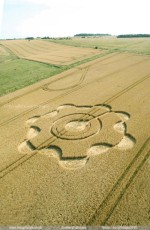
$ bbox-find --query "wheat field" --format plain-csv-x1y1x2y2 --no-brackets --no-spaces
0,49,150,225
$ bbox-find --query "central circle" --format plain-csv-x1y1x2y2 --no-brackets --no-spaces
65,121,89,132
51,113,101,140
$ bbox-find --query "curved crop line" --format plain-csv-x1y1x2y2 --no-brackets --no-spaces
0,52,118,107
42,67,89,91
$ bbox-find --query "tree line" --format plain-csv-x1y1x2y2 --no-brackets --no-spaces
74,33,111,37
117,34,150,38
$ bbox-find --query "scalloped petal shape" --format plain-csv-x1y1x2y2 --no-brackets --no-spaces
42,110,58,118
42,146,62,159
18,140,35,153
87,144,111,156
116,135,135,150
57,104,75,110
60,158,88,170
26,116,40,125
95,104,111,111
27,126,40,139
116,112,130,121
113,122,126,134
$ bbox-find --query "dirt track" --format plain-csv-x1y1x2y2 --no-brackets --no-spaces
0,52,150,225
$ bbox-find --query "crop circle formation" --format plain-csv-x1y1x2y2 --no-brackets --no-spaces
18,104,136,170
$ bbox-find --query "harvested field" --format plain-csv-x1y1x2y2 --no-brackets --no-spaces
0,39,102,65
0,52,150,225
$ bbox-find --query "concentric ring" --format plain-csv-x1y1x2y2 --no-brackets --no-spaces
51,113,102,140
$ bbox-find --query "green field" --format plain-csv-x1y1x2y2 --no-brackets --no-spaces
47,37,150,55
0,45,63,96
0,43,109,96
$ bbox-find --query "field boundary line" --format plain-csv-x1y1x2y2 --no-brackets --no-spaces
0,44,19,60
87,137,150,225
